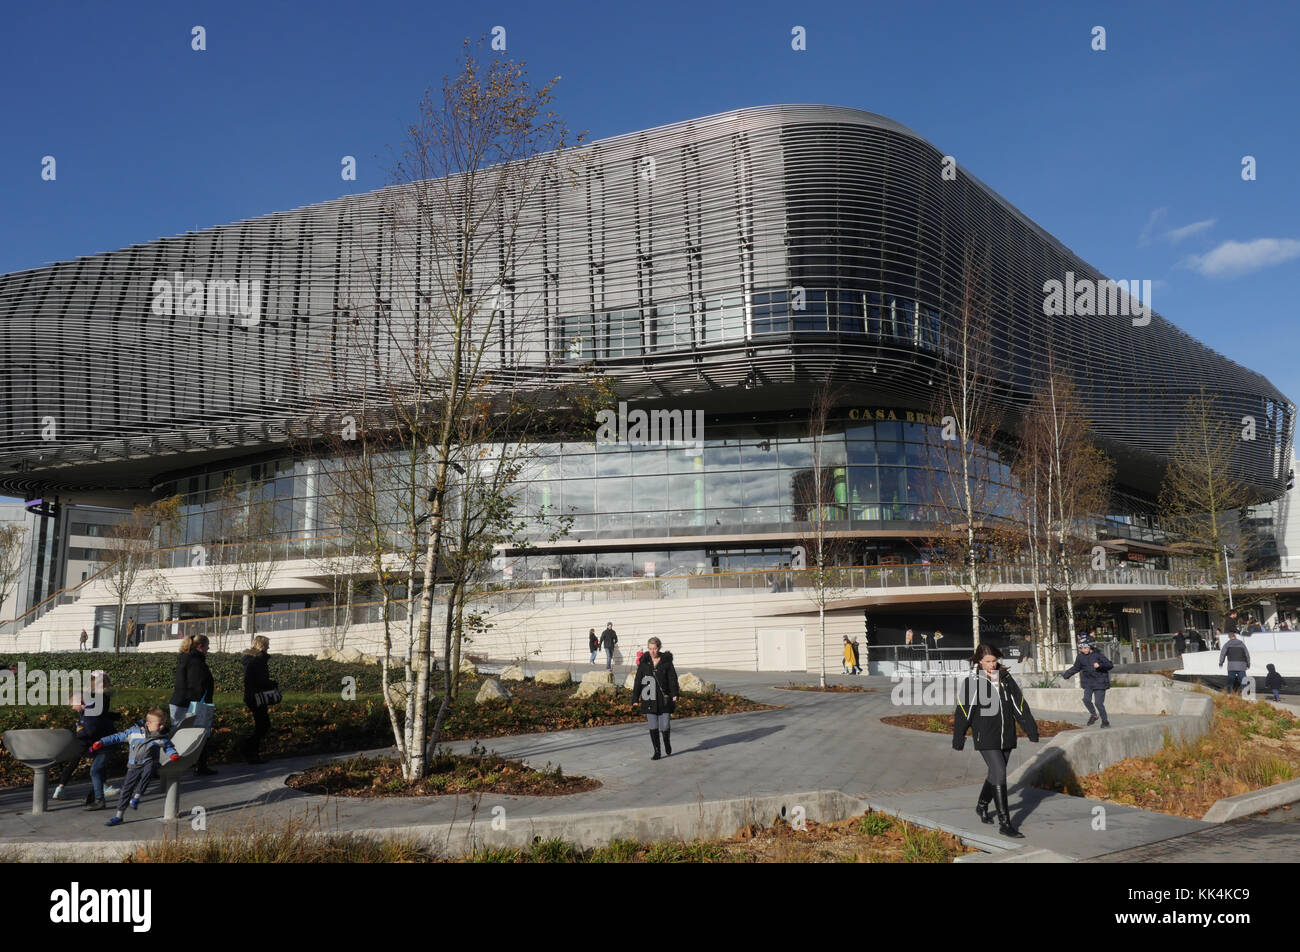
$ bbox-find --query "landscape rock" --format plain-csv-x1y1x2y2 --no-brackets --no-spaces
679,672,716,695
499,665,527,682
572,680,618,699
623,672,637,690
535,668,572,686
339,647,363,663
580,670,615,686
459,656,478,675
475,678,512,704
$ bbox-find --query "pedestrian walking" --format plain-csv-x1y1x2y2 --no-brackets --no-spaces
241,635,278,764
1218,628,1251,695
1265,664,1284,701
1061,639,1114,727
850,637,862,675
169,634,216,775
1019,633,1035,673
632,637,679,760
952,643,1039,838
842,636,854,674
588,628,600,665
92,708,179,826
79,629,89,650
1173,631,1186,655
600,621,618,671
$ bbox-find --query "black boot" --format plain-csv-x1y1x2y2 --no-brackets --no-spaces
662,729,672,756
649,729,662,760
993,784,1024,838
975,781,995,824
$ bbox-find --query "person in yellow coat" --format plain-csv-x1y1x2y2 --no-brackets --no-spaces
842,636,855,674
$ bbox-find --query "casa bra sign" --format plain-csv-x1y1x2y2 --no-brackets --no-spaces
847,408,942,426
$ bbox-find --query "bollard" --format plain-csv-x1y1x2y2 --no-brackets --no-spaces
163,773,182,821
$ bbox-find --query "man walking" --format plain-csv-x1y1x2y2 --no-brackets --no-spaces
600,621,618,670
1218,627,1251,695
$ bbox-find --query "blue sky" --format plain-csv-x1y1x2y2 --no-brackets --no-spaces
2,0,1297,411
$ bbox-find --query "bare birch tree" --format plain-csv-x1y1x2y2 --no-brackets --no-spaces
100,497,182,653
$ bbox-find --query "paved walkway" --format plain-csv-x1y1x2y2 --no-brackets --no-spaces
0,666,1277,860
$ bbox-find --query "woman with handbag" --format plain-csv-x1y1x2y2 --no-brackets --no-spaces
169,634,217,776
241,635,278,764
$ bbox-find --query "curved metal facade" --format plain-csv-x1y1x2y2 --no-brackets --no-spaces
0,104,1292,502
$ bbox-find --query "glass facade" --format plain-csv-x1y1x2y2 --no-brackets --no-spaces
154,414,1019,552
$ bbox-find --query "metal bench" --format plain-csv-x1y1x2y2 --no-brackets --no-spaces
2,729,84,815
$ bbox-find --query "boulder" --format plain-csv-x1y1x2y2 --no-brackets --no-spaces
319,647,342,662
679,672,716,695
459,656,478,676
580,670,615,686
360,654,379,665
385,680,411,706
339,647,364,663
475,678,512,704
499,665,527,682
535,668,572,686
572,680,617,699
623,672,637,690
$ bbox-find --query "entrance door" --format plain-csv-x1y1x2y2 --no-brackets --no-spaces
756,627,807,671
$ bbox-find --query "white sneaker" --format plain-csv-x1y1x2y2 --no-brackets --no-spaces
103,784,120,796
52,785,65,800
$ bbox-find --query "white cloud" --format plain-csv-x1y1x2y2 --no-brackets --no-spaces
1181,238,1300,278
1139,207,1216,246
1163,219,1216,244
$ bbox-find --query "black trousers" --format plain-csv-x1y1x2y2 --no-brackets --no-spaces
246,704,271,755
980,747,1014,785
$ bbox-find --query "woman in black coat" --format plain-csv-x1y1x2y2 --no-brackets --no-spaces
241,635,276,764
169,634,217,775
631,637,679,760
953,643,1039,838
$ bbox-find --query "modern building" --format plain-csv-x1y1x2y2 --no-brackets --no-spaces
1,105,1294,664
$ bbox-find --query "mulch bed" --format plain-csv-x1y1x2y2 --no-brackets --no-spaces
880,713,1081,738
286,746,600,797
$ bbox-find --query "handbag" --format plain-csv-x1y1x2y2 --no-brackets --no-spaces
187,699,216,730
253,686,282,707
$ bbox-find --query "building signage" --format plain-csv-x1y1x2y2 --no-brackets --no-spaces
1121,607,1143,614
847,408,942,425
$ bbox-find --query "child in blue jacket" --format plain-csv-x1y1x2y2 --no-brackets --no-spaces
91,707,179,826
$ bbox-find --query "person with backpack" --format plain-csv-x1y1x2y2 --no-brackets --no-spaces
1061,638,1115,727
241,635,279,764
953,643,1039,838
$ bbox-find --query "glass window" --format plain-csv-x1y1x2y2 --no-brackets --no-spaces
595,445,632,477
704,442,740,471
740,440,778,468
632,475,667,513
877,441,905,467
742,470,780,508
847,441,877,465
667,447,704,474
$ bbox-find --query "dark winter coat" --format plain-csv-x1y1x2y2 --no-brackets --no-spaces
588,632,600,652
241,651,275,708
74,693,118,751
169,650,214,707
1265,669,1284,690
600,627,618,651
1062,650,1114,690
953,669,1038,752
634,650,679,715
1219,637,1251,672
